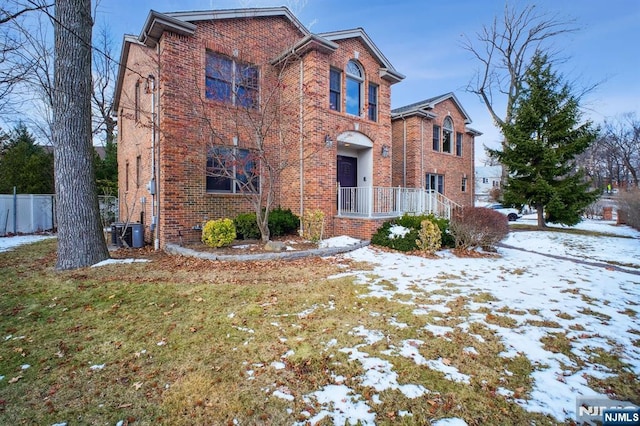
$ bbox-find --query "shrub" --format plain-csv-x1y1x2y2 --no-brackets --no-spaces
449,207,509,251
371,221,418,251
202,218,236,248
416,219,441,255
426,214,454,248
584,199,606,219
617,189,640,230
302,209,325,242
268,207,299,237
234,212,260,240
371,214,450,252
233,208,300,240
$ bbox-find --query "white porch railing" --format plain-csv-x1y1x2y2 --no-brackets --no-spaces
337,185,460,219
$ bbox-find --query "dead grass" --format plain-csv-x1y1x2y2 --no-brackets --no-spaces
0,239,622,425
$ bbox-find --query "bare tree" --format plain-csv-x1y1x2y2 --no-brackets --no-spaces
0,1,52,117
52,0,109,269
199,48,309,242
463,3,577,131
599,113,640,188
91,22,116,144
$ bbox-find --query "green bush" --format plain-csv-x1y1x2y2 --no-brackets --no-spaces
202,218,236,248
371,214,452,252
268,207,299,237
234,212,260,240
416,219,442,254
233,208,300,240
449,207,508,251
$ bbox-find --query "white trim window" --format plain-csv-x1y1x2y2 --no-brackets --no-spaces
442,117,453,154
329,68,341,111
205,51,258,108
345,60,363,116
206,146,259,194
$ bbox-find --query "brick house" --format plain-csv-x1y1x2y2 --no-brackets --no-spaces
391,93,482,209
114,7,480,249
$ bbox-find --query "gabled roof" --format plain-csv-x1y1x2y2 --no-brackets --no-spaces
392,92,473,122
391,92,482,135
114,7,405,112
140,7,308,47
319,28,405,84
113,34,145,112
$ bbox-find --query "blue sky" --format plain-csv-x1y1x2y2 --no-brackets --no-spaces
98,0,640,162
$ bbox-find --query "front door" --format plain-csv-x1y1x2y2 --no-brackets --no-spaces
337,155,357,187
337,155,358,213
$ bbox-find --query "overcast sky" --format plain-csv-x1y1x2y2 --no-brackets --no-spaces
98,0,640,162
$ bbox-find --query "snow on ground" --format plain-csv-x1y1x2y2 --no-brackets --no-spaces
3,220,640,424
0,234,54,252
319,235,361,248
0,235,148,267
293,219,640,424
91,258,150,267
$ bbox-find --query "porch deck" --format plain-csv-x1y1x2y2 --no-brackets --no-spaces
337,186,459,219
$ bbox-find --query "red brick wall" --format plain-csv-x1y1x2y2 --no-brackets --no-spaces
154,17,308,246
391,98,475,207
117,44,158,245
278,37,395,238
118,12,403,247
334,216,389,240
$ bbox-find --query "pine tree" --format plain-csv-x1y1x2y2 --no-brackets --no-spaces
490,52,599,228
0,123,54,194
94,138,118,196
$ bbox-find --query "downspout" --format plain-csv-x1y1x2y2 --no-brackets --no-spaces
420,118,424,189
153,44,161,250
298,60,304,231
470,132,475,205
148,74,158,250
400,114,407,187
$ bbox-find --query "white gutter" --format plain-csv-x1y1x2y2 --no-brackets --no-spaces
298,60,304,233
148,74,159,250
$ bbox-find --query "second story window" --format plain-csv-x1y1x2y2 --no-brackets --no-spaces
205,51,258,108
456,132,463,157
345,60,363,116
367,83,378,121
329,68,341,111
443,117,453,154
432,125,440,151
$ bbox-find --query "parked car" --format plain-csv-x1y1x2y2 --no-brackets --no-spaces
487,204,521,221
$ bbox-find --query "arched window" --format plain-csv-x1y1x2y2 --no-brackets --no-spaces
345,60,363,116
442,117,453,153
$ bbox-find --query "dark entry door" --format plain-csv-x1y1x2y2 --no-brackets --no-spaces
337,155,357,187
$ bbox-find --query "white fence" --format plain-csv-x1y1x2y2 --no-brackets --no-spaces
0,194,55,236
337,186,460,219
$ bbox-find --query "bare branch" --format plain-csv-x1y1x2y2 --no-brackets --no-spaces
462,3,578,131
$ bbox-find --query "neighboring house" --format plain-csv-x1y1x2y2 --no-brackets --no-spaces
114,7,481,248
390,93,481,209
474,165,503,204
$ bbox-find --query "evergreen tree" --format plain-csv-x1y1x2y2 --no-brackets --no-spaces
94,138,117,196
0,123,54,193
490,53,599,228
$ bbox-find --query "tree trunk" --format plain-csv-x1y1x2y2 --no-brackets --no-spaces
52,0,109,270
536,203,547,229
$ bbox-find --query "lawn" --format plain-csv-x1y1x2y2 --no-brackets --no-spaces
0,222,638,425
